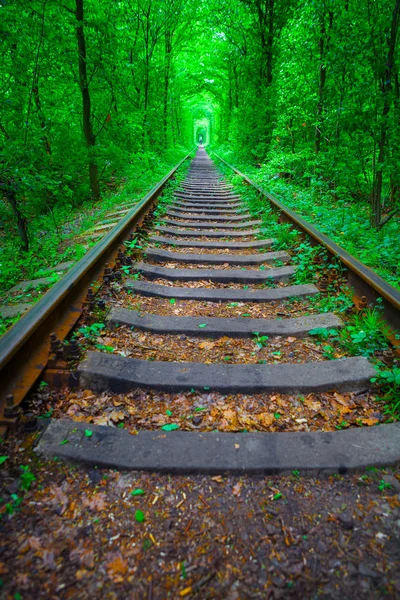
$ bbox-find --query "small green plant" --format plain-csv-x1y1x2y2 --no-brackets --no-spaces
378,479,392,491
371,366,400,419
253,332,269,348
77,322,105,342
322,344,336,359
124,238,142,253
308,327,340,341
308,289,353,314
339,308,390,358
262,276,275,288
19,465,36,491
95,343,114,353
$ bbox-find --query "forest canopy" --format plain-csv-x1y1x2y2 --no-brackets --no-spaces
1,0,400,253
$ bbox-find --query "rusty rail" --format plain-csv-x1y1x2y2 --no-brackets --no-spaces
213,152,400,347
0,150,194,426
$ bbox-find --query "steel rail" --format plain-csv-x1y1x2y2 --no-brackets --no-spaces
213,152,400,345
0,150,194,425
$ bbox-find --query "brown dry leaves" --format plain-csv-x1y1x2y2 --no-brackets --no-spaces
85,327,325,366
42,387,383,434
121,291,313,319
106,554,128,583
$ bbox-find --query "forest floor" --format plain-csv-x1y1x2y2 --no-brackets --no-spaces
0,425,400,599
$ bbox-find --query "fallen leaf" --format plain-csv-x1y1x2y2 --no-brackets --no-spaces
106,554,128,582
161,423,180,431
84,493,107,512
135,510,145,523
131,489,145,497
232,482,242,497
361,418,379,426
198,341,215,350
258,412,274,428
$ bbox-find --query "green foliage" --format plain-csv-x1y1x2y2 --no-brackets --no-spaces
339,309,390,358
78,323,105,341
372,367,400,420
19,465,36,491
252,332,269,348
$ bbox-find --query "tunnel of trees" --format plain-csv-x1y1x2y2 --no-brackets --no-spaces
0,0,399,274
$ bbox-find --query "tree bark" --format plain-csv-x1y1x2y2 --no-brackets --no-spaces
75,0,100,199
315,11,333,154
33,74,51,156
163,30,172,148
1,183,29,251
371,0,400,227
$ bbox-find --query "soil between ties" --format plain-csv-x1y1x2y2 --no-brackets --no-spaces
34,146,394,472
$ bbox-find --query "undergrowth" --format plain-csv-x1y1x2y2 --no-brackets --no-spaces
0,147,190,298
213,150,399,290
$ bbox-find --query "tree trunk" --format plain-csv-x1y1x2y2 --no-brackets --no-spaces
371,0,400,227
33,74,51,156
75,0,100,199
266,0,274,85
2,184,29,251
315,14,326,154
163,30,172,148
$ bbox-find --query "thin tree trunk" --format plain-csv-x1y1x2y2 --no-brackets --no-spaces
163,31,172,148
371,0,400,227
315,15,326,153
75,0,100,199
4,186,29,251
266,0,274,85
33,75,51,155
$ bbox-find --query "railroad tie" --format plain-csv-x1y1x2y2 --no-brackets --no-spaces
78,146,375,397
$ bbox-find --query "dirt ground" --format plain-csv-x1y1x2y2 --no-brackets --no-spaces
0,427,399,600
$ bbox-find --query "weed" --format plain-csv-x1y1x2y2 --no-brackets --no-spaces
371,366,400,419
77,322,105,342
339,308,389,358
19,465,36,491
378,479,392,491
322,344,336,360
253,332,269,348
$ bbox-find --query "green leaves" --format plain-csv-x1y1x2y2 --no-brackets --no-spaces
161,423,180,431
84,429,93,437
0,456,8,466
131,489,145,497
135,510,145,523
198,323,207,328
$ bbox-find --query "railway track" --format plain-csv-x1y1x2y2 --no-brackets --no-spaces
2,147,400,472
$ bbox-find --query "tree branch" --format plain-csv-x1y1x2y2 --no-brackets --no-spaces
379,207,400,228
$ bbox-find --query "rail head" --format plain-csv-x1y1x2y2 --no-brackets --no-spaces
0,149,195,418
